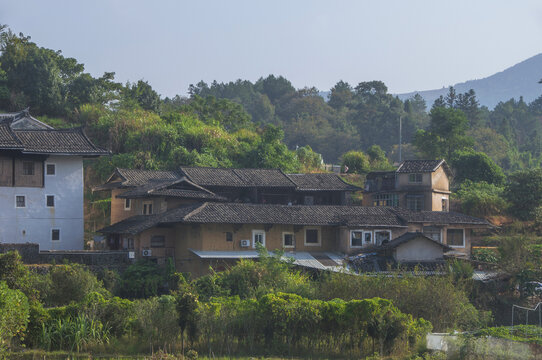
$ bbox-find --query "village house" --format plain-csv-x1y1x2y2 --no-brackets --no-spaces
0,109,108,250
97,166,489,277
362,159,452,212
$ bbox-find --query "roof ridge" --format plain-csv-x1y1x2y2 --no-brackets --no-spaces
182,202,209,221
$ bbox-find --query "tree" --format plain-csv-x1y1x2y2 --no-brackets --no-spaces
414,107,473,159
180,95,252,132
122,80,161,112
255,75,295,104
0,281,29,352
341,150,370,174
328,80,353,109
450,149,505,185
505,168,542,220
366,145,393,171
175,291,199,354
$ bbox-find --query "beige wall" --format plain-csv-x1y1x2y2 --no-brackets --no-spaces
397,172,431,188
431,193,449,212
394,237,444,262
431,167,450,191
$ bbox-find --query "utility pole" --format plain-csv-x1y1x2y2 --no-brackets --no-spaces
399,115,402,163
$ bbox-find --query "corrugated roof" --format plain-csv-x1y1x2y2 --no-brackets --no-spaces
286,173,361,191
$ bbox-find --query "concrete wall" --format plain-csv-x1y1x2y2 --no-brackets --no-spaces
431,166,450,192
396,172,431,188
394,237,444,262
0,156,84,250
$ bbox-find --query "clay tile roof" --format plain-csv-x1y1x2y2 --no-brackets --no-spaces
179,166,295,187
380,232,452,251
115,168,181,187
391,208,490,225
13,128,109,155
160,203,407,227
0,124,23,149
396,159,449,174
286,173,361,191
116,178,227,201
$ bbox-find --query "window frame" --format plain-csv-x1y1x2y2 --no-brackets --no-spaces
408,173,423,183
15,195,26,208
350,230,364,248
142,201,153,215
225,232,233,242
406,195,424,211
46,194,55,208
423,226,442,243
282,231,295,248
22,161,34,176
124,198,131,211
304,227,321,246
51,228,60,241
442,197,449,212
374,229,392,245
45,163,56,176
252,229,266,248
150,235,166,248
363,230,373,245
447,228,465,248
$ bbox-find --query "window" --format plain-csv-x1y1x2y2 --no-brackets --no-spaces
408,173,423,183
226,232,233,242
142,201,153,215
363,231,373,244
423,226,442,242
283,232,294,248
124,198,131,210
16,195,25,208
252,230,265,248
374,230,391,245
125,238,134,250
447,229,465,247
305,228,321,246
351,230,363,247
51,229,60,241
150,235,165,248
442,198,448,212
373,193,398,207
46,164,56,175
46,195,55,207
23,161,34,175
406,195,424,211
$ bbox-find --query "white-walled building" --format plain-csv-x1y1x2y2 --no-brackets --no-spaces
0,110,108,250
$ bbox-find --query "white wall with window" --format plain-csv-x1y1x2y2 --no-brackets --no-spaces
0,156,84,250
252,230,265,248
282,232,294,248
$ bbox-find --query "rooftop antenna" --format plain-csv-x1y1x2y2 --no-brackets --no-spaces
399,115,402,163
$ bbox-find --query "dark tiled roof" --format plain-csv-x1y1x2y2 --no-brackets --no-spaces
0,124,23,149
179,166,295,188
286,173,361,191
99,203,202,234
99,202,491,235
117,179,226,201
115,168,181,187
381,232,452,251
0,109,53,129
12,128,109,155
392,208,489,225
396,159,447,173
161,203,407,227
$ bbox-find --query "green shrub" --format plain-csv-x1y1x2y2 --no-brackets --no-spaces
455,180,508,216
118,260,172,299
0,281,29,352
46,264,106,306
132,295,179,348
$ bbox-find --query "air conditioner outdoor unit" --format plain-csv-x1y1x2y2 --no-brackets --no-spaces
142,249,152,257
240,239,250,248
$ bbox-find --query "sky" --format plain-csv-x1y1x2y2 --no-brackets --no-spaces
1,0,542,98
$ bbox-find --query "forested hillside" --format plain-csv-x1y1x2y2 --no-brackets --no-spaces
1,24,542,176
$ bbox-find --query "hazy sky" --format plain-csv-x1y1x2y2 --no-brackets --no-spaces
1,1,541,97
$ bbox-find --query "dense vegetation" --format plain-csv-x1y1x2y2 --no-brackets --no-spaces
1,250,494,358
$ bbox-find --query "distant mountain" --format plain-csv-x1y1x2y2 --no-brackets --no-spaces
396,53,542,109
